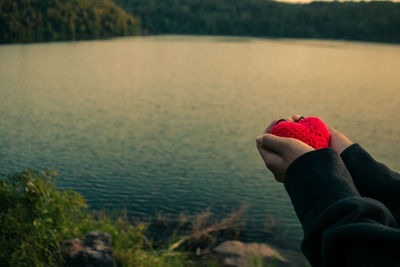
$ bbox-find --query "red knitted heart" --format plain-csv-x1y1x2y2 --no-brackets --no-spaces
270,117,330,149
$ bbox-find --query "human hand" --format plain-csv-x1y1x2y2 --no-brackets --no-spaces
257,115,314,182
263,114,304,133
327,126,353,155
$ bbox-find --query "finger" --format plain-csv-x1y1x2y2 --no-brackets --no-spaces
257,146,282,171
256,134,264,147
327,126,339,135
264,118,280,133
257,146,285,182
257,134,287,155
327,126,352,142
286,117,293,122
291,114,301,122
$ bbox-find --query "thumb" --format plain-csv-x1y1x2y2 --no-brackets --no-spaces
256,134,287,155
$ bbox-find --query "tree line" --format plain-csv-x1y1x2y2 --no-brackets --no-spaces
0,0,140,43
115,0,400,43
1,0,400,44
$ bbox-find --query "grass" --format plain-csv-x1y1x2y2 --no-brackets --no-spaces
0,170,228,266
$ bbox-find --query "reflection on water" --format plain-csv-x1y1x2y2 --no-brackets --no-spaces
0,36,399,249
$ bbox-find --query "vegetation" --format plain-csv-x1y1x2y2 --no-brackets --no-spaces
1,170,246,266
115,0,400,43
1,0,399,44
0,170,190,266
0,0,140,43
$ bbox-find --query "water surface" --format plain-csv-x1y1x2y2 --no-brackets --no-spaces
1,35,399,249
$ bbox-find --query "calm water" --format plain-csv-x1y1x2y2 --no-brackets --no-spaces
1,36,400,249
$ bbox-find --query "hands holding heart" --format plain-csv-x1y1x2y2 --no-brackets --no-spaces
256,114,353,182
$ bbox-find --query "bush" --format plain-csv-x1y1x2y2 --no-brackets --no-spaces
1,170,82,265
0,170,146,266
0,170,224,266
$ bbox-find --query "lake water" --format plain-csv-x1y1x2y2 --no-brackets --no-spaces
1,35,399,249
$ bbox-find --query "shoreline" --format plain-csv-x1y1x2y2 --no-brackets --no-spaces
2,34,400,47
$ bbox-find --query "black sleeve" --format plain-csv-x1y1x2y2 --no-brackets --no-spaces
340,144,400,222
284,148,400,267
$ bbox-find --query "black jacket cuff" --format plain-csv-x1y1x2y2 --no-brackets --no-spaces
284,148,360,232
340,143,400,222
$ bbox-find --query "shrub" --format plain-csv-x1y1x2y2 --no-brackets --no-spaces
0,170,145,266
0,169,220,266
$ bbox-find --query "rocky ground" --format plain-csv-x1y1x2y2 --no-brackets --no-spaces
62,231,309,267
62,231,114,267
213,240,308,267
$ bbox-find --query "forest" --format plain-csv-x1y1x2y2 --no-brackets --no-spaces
115,0,400,43
1,0,400,44
0,0,140,43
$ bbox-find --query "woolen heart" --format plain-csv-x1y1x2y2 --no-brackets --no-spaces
270,117,330,149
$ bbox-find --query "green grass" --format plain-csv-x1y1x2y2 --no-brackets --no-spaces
0,169,219,267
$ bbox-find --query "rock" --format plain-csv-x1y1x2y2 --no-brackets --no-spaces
62,231,114,267
214,240,285,260
83,231,111,248
62,238,82,259
213,240,296,267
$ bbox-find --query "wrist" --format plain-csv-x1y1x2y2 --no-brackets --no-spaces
337,140,353,154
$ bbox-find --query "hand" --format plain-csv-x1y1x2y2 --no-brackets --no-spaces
266,115,353,155
327,126,353,155
263,114,303,133
257,115,314,182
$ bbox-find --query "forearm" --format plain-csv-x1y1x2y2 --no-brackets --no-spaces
284,149,360,231
341,144,400,222
284,149,400,266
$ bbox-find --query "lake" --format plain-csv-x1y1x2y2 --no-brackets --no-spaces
1,35,399,249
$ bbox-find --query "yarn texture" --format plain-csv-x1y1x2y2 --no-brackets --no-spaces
270,117,330,149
